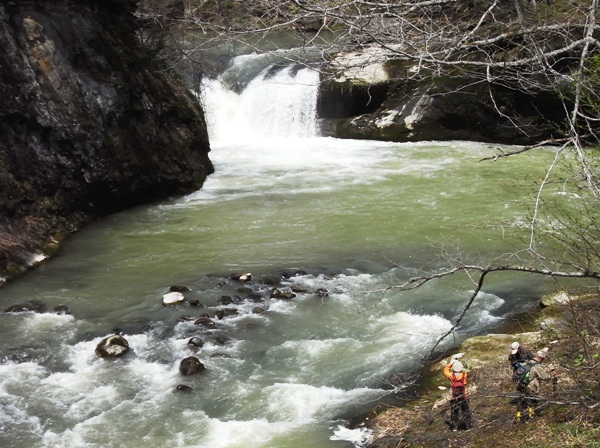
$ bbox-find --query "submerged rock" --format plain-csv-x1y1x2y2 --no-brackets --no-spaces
173,384,193,393
52,305,72,315
187,337,204,351
194,317,216,328
3,301,44,313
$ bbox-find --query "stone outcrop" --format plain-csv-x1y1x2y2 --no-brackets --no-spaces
0,0,214,285
318,56,564,145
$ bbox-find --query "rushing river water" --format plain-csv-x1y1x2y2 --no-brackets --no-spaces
0,55,565,447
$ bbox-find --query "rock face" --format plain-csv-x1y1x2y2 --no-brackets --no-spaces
318,57,564,145
0,0,213,284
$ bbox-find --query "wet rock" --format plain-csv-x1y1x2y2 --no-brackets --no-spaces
3,301,44,313
52,305,71,315
179,356,206,375
177,315,196,322
217,295,234,305
290,285,310,294
169,285,191,292
163,291,185,305
215,281,227,288
315,288,329,298
194,317,216,328
232,272,252,282
216,309,239,320
245,293,264,303
188,300,203,307
212,336,229,345
261,274,281,286
95,335,129,358
173,384,193,393
187,337,204,351
270,288,296,300
279,269,308,278
252,306,266,314
0,352,32,364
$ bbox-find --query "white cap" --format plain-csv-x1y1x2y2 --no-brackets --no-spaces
451,361,464,372
510,342,520,355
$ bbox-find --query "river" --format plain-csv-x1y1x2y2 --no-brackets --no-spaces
0,54,563,447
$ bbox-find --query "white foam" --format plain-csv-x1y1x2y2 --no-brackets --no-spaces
18,312,77,340
278,338,360,360
0,362,47,439
200,417,291,448
263,382,383,422
331,425,373,447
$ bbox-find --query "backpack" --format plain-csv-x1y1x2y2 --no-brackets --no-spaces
513,362,533,387
450,372,466,398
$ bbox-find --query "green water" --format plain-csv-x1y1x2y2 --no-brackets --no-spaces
0,135,567,448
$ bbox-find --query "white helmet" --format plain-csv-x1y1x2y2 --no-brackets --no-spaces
452,361,464,372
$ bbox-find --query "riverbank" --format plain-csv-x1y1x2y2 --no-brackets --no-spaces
364,291,600,448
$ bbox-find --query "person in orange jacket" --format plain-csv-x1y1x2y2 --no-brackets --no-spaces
443,356,473,431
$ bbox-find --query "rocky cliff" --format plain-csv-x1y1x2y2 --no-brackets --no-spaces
0,0,213,285
318,56,565,145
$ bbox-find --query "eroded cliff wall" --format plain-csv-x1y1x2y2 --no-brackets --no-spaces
0,0,213,284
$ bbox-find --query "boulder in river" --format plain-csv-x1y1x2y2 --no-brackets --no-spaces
179,356,206,375
163,291,185,305
194,317,216,328
270,288,296,300
232,273,252,282
95,335,129,358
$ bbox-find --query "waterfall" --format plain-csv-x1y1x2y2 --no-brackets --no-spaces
199,57,320,144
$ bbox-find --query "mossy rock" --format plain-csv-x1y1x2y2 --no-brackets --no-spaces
457,332,542,370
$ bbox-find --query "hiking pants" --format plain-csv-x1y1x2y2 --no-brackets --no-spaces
450,396,472,429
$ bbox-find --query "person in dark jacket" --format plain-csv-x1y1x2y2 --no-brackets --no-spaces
508,341,534,372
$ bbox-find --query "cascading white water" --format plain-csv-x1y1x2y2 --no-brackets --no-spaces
200,58,319,144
